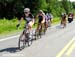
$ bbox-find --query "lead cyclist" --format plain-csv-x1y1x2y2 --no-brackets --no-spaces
17,8,34,34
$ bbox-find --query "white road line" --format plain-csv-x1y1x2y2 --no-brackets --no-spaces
0,24,58,42
0,35,20,42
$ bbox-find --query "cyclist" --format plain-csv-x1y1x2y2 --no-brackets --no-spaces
49,13,53,23
68,12,74,23
45,13,53,27
61,13,67,28
35,10,45,33
17,8,34,34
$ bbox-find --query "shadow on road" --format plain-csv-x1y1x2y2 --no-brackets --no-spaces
56,25,63,29
0,47,21,53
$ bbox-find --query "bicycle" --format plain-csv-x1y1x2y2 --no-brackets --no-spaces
18,24,33,50
35,25,42,40
35,23,46,40
61,19,66,28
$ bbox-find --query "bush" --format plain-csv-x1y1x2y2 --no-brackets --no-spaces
0,18,25,34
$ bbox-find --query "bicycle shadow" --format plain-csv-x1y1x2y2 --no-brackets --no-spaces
0,47,20,53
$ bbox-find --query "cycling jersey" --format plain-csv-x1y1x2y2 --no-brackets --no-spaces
22,13,34,23
62,15,66,20
46,13,51,20
38,15,43,23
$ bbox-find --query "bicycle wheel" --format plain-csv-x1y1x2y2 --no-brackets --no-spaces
18,33,26,50
39,26,42,38
49,22,51,27
27,38,32,46
43,27,46,35
25,32,33,46
35,31,40,40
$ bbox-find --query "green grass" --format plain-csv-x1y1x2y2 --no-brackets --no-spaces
0,18,25,35
0,17,60,36
52,17,60,25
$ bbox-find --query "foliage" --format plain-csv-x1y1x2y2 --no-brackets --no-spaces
0,0,75,18
0,17,60,35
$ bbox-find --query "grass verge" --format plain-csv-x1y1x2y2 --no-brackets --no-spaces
0,17,60,36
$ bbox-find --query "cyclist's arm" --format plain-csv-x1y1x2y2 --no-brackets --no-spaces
18,17,23,24
32,18,34,23
28,14,35,27
17,17,24,28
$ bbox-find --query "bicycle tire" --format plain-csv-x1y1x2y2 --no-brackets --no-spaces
18,33,26,50
27,38,32,46
39,25,42,38
35,31,40,40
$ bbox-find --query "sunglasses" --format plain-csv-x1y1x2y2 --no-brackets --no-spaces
24,12,28,14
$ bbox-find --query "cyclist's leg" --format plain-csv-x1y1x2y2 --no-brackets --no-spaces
28,25,31,33
19,30,26,41
26,21,33,33
49,19,51,27
61,19,63,26
64,20,66,27
62,19,66,28
63,23,66,28
44,19,48,30
36,23,41,32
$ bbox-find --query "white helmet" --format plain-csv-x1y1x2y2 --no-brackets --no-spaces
39,10,45,16
24,8,30,12
39,10,43,13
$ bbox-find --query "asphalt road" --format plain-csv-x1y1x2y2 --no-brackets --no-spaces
0,21,75,57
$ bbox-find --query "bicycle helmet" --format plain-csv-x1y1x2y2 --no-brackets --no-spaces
24,8,30,12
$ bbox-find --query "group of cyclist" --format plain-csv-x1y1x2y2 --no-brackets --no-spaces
17,8,74,35
16,8,75,48
60,12,74,28
17,8,53,35
68,12,74,23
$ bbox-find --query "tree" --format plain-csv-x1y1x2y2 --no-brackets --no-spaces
61,0,71,14
0,0,75,19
